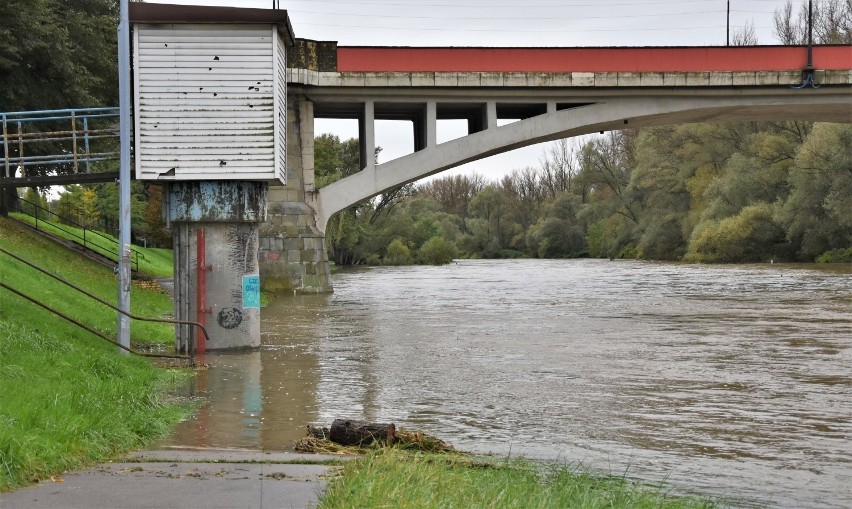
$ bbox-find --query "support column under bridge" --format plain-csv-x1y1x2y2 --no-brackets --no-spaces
259,94,332,294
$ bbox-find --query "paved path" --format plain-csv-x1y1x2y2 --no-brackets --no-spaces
0,449,350,509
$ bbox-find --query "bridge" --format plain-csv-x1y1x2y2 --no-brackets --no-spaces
283,44,852,231
265,41,851,294
3,3,850,350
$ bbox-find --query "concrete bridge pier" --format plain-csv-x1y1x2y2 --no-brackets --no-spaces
168,182,266,352
259,94,333,294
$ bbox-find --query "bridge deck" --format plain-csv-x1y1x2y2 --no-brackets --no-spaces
336,45,852,73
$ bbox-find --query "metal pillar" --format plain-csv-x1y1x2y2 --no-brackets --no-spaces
117,0,132,353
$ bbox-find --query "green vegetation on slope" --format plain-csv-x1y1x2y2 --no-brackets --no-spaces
0,217,192,491
10,212,174,277
319,449,718,509
0,217,174,345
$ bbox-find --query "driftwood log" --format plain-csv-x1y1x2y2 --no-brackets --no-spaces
328,419,396,446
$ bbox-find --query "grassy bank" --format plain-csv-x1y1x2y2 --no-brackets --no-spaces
0,217,174,346
0,217,193,491
9,212,174,278
319,449,718,509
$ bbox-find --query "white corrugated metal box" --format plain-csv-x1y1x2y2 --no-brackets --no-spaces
133,23,286,184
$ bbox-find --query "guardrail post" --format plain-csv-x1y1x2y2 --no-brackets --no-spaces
83,116,91,173
71,111,78,173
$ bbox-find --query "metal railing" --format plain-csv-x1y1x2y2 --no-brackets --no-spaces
10,196,143,272
1,107,120,178
0,246,206,360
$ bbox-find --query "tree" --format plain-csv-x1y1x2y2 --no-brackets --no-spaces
732,20,759,46
686,203,787,263
418,236,458,265
539,138,581,198
0,0,118,112
781,123,852,260
525,192,586,258
0,0,120,179
578,131,639,224
418,173,487,220
773,0,852,44
384,238,413,265
19,188,48,218
466,185,513,257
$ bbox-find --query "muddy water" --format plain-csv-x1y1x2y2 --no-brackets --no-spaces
160,260,851,508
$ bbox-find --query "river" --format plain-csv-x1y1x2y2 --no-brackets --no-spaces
159,259,852,508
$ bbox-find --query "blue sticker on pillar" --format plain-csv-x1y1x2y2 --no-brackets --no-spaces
242,274,260,309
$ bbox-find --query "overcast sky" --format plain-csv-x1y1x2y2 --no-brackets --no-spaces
145,0,803,181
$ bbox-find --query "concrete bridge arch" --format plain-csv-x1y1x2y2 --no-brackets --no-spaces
316,91,851,231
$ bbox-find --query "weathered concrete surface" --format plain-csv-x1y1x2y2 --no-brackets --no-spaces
174,223,261,350
258,93,332,294
165,181,267,351
0,449,350,509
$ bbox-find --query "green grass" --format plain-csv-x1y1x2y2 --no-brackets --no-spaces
0,216,194,491
0,217,174,346
319,449,719,509
9,212,174,277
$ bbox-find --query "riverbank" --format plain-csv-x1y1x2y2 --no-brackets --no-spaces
0,217,194,491
318,448,718,509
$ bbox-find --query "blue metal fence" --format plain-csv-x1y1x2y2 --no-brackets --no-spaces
1,107,120,178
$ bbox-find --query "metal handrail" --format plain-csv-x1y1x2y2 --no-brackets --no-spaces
0,246,207,359
1,107,120,177
11,197,143,272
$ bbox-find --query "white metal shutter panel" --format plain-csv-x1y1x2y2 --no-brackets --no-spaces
134,23,278,181
274,29,287,184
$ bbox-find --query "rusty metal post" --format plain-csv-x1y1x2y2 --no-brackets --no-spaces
195,227,211,354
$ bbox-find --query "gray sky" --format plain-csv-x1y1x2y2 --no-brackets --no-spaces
146,0,801,181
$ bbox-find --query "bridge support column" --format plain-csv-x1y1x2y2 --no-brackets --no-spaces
259,94,332,294
168,181,266,351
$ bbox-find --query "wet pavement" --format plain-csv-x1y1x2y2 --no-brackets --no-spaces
0,449,351,509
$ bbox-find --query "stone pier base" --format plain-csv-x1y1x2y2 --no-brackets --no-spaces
259,199,332,294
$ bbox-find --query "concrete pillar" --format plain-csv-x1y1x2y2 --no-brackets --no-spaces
360,100,376,172
486,101,498,130
168,181,266,351
426,101,437,147
258,93,332,294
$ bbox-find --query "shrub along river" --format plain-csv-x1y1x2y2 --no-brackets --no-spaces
159,259,851,508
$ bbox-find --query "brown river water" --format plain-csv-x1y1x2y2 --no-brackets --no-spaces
159,259,851,508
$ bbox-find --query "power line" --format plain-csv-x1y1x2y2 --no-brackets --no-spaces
294,22,771,34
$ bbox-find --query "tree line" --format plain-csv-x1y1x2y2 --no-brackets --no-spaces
317,121,852,266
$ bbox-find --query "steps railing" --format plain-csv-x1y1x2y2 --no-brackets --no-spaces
10,197,143,272
0,246,206,359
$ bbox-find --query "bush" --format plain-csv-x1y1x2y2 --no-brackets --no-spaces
686,203,786,263
816,247,852,263
418,236,458,265
384,238,412,265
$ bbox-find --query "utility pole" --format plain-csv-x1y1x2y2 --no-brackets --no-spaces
726,1,730,47
117,0,132,353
